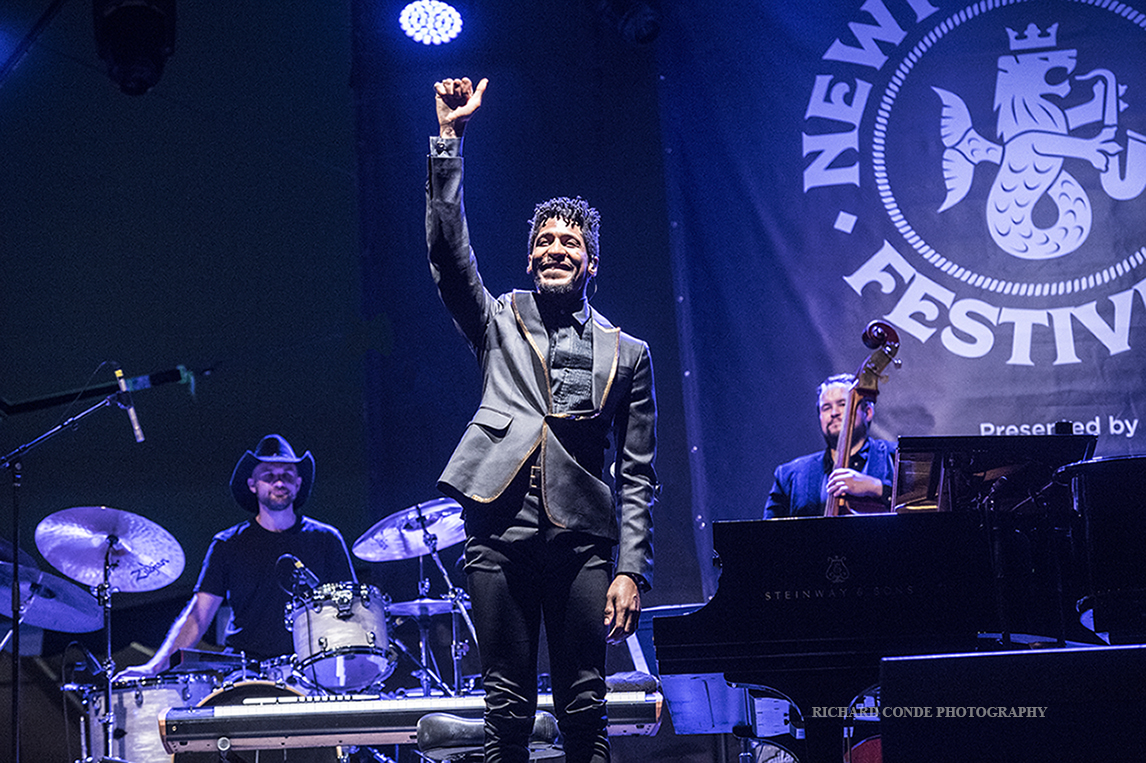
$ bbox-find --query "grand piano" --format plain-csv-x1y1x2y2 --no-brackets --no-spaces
652,434,1104,762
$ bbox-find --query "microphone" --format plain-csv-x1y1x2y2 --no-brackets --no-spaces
114,367,145,443
278,554,320,590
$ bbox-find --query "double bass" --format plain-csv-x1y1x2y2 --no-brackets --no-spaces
824,320,901,516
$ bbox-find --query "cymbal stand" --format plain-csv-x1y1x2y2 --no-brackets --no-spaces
412,566,448,697
92,536,129,763
391,636,452,696
414,505,479,694
0,567,41,654
0,390,127,763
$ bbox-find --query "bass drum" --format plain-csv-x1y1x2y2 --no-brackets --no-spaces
91,674,218,763
173,680,337,763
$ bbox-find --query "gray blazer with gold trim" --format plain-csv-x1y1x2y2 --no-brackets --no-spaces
425,144,655,583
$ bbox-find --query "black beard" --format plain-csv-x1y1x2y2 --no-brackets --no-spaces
825,426,868,452
534,273,579,295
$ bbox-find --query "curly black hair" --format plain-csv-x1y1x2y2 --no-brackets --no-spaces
527,196,600,263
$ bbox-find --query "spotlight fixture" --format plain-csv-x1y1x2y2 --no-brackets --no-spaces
594,0,660,46
399,0,463,45
92,0,176,96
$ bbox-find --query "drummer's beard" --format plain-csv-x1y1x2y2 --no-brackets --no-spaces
262,492,296,513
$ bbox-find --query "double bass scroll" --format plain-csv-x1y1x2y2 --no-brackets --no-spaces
825,320,901,517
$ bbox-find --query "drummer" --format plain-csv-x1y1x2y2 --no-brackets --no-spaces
116,434,356,679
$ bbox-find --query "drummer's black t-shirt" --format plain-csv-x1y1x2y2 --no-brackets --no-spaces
196,515,356,661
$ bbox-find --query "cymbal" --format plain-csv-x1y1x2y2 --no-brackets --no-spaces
353,498,464,562
0,538,39,571
34,506,185,592
0,562,102,632
388,597,469,618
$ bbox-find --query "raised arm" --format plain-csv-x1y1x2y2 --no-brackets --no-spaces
426,76,499,350
435,76,488,140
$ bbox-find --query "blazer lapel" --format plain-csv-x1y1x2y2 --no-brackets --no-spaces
590,310,620,411
511,291,552,405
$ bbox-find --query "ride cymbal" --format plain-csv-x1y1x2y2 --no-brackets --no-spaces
35,506,185,592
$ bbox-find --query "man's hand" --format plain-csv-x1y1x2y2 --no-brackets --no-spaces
113,659,163,683
826,467,882,499
435,77,488,139
604,574,641,645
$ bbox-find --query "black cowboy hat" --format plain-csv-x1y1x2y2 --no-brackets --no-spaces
229,434,315,513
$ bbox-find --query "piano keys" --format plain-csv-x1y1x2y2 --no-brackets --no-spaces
159,689,663,753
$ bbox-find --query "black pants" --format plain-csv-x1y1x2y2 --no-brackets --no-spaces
465,521,612,763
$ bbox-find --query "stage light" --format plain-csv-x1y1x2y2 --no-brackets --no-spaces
92,0,176,96
399,0,463,45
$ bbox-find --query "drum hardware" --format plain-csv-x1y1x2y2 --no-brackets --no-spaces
34,505,185,763
353,498,479,697
389,634,454,698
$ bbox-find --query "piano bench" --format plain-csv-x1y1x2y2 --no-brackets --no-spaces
415,711,563,761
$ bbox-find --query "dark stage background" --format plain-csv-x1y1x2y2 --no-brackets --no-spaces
0,0,696,625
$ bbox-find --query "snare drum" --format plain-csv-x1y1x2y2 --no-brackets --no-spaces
90,674,217,763
286,581,394,691
172,681,336,762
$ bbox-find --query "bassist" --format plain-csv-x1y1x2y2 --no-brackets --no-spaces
763,373,895,518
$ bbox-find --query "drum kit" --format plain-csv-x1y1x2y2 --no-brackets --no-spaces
0,497,474,763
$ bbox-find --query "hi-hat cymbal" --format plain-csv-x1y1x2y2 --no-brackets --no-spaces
34,506,185,592
388,597,470,618
0,562,102,632
352,498,464,562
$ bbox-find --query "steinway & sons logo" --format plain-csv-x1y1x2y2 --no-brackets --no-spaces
760,555,916,602
803,0,1146,366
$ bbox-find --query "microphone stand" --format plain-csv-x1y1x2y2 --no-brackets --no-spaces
0,391,132,763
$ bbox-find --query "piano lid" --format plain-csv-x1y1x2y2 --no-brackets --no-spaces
893,434,1096,513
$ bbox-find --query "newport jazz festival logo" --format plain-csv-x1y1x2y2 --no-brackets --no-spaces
803,0,1146,366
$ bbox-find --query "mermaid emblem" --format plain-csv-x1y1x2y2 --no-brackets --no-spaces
933,23,1146,261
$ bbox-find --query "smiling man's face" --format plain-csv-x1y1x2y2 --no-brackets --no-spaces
248,462,301,513
527,217,597,296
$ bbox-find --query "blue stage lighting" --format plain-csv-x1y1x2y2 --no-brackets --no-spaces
399,1,462,45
